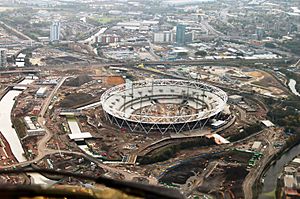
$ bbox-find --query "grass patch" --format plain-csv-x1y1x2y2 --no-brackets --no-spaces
89,16,120,24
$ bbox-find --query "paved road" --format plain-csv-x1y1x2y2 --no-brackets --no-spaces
40,76,68,117
35,76,69,162
242,129,277,199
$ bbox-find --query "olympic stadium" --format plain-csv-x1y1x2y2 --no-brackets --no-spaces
100,79,228,134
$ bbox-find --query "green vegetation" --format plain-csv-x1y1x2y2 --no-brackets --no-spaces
282,39,300,55
194,50,207,57
264,42,276,48
264,92,300,128
263,69,300,128
138,137,215,164
87,16,120,26
280,69,300,91
229,123,263,142
12,118,27,138
267,105,300,127
97,17,114,24
177,52,188,58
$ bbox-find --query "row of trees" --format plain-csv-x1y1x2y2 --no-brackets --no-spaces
229,123,263,142
138,137,215,164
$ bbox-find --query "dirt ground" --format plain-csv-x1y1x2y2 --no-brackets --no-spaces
105,76,125,86
245,71,264,78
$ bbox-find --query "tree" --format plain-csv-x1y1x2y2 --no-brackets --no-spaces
264,42,276,48
195,50,207,57
177,52,188,58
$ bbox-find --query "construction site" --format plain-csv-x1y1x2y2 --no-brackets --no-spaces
0,61,297,199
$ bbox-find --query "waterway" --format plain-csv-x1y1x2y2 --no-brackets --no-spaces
0,90,26,161
257,144,300,199
288,79,300,97
0,78,55,184
0,79,34,162
257,79,300,198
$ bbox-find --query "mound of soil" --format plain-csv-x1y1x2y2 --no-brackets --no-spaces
64,75,92,87
60,93,94,108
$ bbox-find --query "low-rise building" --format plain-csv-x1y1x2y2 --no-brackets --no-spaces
36,87,48,98
229,95,243,104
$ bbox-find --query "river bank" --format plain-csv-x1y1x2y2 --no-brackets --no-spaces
254,134,300,199
288,79,300,97
0,77,56,184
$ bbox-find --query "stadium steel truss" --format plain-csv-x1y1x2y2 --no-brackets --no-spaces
100,79,228,134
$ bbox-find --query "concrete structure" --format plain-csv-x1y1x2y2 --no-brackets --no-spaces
27,129,46,136
0,48,7,68
251,141,262,151
24,116,45,136
50,21,60,42
16,53,26,67
153,31,173,43
229,95,243,103
68,132,92,141
261,120,275,127
185,32,193,43
24,116,36,130
36,87,48,98
101,79,227,134
98,34,121,44
211,120,226,129
176,24,186,44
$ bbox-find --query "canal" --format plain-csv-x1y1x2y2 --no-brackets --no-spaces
0,80,34,162
258,79,300,198
288,79,300,97
257,144,300,199
0,78,55,184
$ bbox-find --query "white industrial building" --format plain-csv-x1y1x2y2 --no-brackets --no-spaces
16,53,26,67
24,116,46,136
153,31,174,43
24,116,36,130
261,120,275,128
229,95,243,104
36,87,48,98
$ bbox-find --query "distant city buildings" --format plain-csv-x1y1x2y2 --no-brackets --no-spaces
185,32,193,43
176,24,186,44
0,49,7,68
50,21,61,42
97,34,121,44
153,31,173,43
256,27,265,40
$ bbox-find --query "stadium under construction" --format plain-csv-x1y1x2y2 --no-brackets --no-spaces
100,79,228,134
